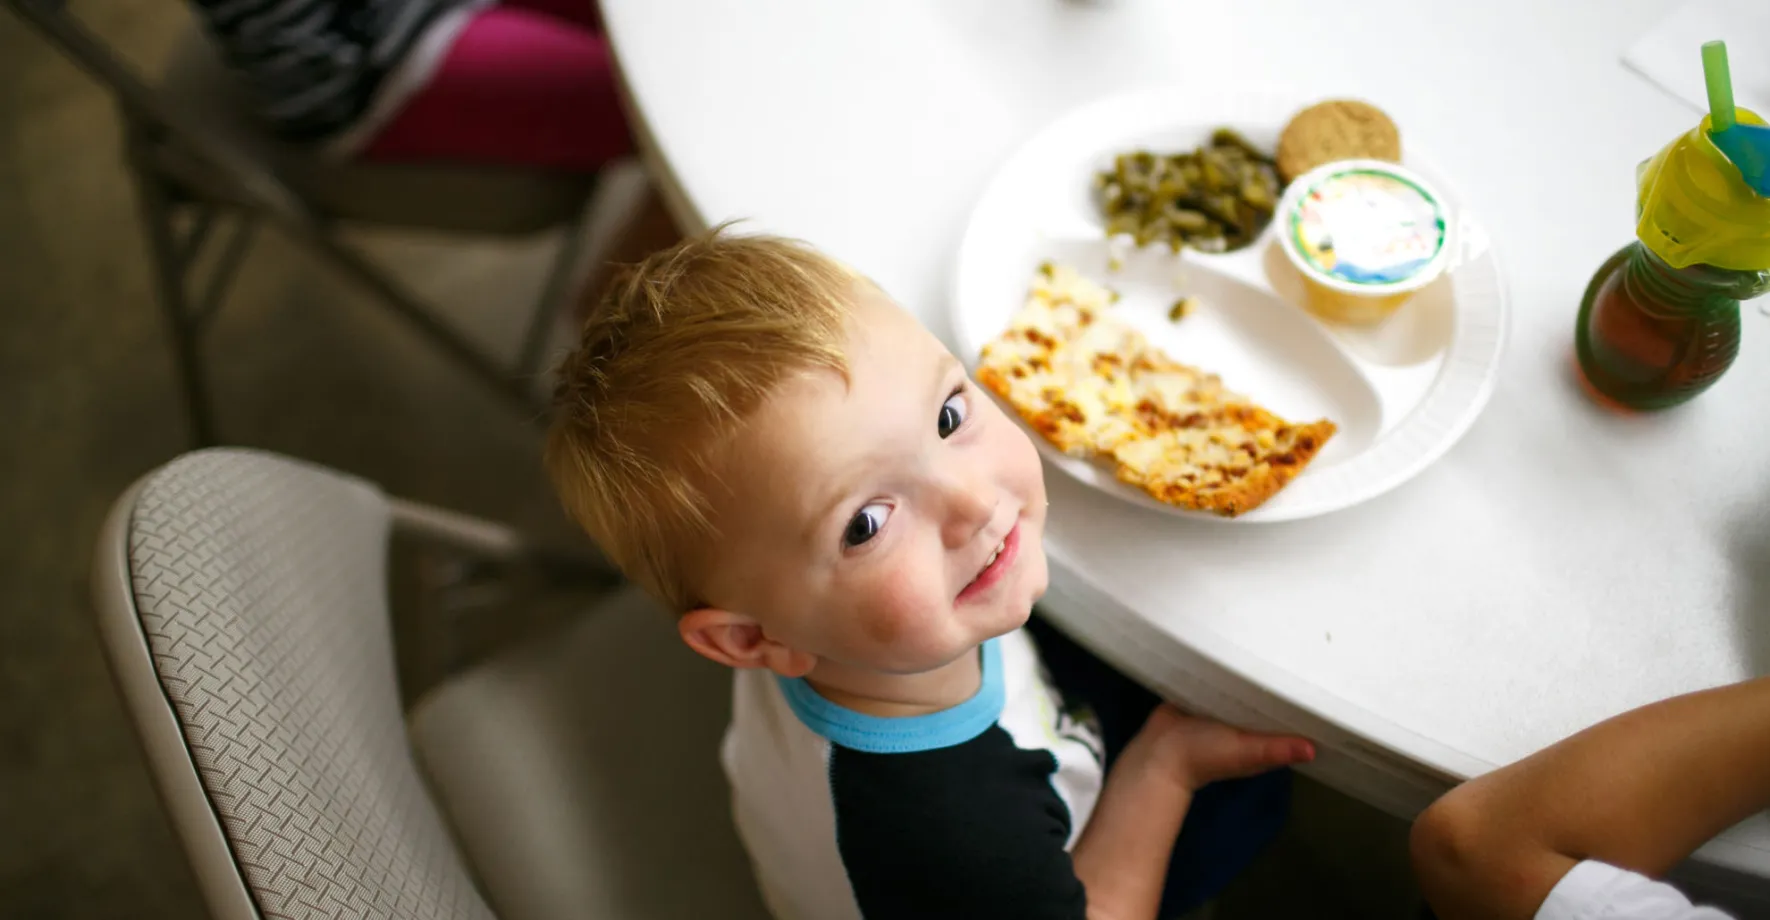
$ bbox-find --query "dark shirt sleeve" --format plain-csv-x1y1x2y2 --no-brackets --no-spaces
829,725,1088,920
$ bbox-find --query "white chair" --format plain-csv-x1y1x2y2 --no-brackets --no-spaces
7,0,605,445
92,448,770,919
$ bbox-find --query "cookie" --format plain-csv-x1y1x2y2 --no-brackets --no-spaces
1275,100,1401,183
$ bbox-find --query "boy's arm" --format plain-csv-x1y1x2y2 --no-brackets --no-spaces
1411,676,1770,920
1071,705,1315,920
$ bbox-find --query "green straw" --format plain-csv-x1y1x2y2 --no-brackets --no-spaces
1703,40,1736,133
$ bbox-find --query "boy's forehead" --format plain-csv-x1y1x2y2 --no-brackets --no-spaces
846,285,951,371
713,290,951,521
780,290,944,422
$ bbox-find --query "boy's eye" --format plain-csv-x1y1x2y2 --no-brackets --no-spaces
938,389,968,439
843,503,890,548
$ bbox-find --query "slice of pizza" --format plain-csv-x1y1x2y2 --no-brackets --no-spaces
976,262,1336,517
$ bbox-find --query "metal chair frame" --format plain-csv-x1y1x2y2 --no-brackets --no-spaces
6,0,590,445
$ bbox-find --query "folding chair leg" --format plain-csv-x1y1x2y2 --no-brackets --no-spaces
188,217,257,330
277,220,539,412
126,126,216,447
515,206,592,382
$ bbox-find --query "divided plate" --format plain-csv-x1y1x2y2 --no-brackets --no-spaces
950,87,1508,522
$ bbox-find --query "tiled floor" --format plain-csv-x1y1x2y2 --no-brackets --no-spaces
0,4,1420,917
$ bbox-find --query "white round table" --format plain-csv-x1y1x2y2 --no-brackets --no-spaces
602,0,1770,878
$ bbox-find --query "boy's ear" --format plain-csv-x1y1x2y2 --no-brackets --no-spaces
679,607,817,678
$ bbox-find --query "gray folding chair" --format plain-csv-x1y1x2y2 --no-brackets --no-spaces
7,0,600,445
93,448,771,919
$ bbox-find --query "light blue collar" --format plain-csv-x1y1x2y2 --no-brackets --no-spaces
775,638,1005,754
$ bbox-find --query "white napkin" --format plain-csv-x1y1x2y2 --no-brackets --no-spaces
1623,0,1770,117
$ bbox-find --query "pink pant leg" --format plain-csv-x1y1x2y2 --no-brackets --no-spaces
360,7,630,173
502,0,600,30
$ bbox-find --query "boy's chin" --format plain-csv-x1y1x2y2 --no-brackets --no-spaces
996,599,1036,634
964,596,1035,651
889,617,1033,675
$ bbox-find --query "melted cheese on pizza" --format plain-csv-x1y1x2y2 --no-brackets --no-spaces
976,262,1336,517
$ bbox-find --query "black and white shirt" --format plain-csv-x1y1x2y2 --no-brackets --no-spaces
188,0,487,152
722,629,1106,920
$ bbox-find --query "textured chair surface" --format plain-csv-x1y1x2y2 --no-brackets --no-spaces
410,586,772,920
127,449,495,920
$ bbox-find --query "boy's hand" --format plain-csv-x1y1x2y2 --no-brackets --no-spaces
1072,704,1313,920
1127,703,1315,794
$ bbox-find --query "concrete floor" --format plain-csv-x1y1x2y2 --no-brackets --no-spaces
0,4,1419,917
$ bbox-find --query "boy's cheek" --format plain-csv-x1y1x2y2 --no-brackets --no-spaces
1025,532,1050,593
994,416,1043,479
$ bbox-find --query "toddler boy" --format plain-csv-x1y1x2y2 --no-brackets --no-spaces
545,228,1313,919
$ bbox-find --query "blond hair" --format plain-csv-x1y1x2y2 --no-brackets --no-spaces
546,226,855,610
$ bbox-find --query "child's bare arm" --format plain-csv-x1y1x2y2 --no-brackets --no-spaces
1411,676,1770,920
1071,705,1315,920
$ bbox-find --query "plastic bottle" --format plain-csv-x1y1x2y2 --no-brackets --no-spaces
1576,243,1767,410
1576,42,1770,411
1575,108,1770,410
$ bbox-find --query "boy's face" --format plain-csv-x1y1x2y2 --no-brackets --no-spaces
696,284,1049,676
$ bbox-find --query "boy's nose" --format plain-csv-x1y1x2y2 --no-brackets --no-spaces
938,474,997,549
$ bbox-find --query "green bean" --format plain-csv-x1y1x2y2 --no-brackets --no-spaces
1095,129,1285,255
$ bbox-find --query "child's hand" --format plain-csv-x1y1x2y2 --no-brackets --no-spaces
1127,703,1316,794
1073,704,1314,918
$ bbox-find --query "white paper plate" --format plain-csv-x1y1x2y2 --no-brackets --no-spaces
950,87,1508,522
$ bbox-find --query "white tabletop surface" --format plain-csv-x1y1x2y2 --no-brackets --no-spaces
603,0,1770,878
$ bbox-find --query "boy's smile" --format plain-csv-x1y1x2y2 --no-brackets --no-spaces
957,520,1020,604
682,282,1049,712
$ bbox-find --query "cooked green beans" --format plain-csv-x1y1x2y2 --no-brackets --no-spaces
1095,129,1283,254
